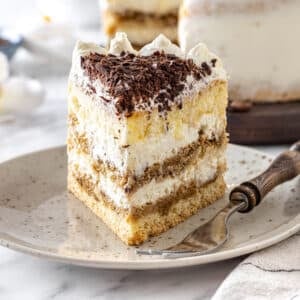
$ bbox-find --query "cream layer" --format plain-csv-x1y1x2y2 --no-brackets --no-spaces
179,0,300,101
101,0,181,15
69,84,225,176
69,144,225,209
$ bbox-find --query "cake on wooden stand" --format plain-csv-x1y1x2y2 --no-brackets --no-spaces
179,0,300,144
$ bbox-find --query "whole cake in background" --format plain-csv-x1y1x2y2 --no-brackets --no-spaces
100,0,181,47
67,32,228,245
179,0,300,103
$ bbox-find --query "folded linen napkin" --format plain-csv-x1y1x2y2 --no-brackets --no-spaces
212,233,300,300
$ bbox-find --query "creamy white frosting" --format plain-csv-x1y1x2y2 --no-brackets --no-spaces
69,145,225,209
180,0,300,101
71,33,225,75
70,40,106,88
70,33,227,113
140,34,184,58
92,115,224,176
109,32,138,55
100,152,223,209
101,0,181,15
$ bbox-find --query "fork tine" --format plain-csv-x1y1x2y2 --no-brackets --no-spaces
136,248,193,256
136,202,244,258
136,248,213,258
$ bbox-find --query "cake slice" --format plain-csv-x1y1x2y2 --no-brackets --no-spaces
101,0,180,47
67,33,228,245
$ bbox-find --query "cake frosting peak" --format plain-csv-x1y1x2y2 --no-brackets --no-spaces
109,32,138,56
140,34,184,58
70,33,227,117
73,32,224,71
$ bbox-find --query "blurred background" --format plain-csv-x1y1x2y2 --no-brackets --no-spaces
0,0,102,161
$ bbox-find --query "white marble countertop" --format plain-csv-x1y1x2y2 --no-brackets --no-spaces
0,2,290,299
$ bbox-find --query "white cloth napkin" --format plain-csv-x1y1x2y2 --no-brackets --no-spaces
212,233,300,300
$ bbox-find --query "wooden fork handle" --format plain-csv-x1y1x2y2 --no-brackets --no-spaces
230,141,300,213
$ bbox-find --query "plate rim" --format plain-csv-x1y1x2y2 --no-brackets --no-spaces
0,144,299,270
0,218,299,270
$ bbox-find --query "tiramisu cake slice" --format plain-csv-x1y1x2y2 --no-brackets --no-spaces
67,33,228,245
101,0,180,47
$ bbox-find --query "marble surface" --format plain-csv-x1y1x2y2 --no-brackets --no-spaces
0,248,242,300
0,1,291,299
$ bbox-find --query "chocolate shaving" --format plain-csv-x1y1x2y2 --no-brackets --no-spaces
201,62,212,76
81,51,214,117
211,58,217,67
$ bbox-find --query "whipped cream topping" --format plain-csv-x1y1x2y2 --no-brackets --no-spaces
70,143,224,209
101,0,181,15
109,32,138,55
139,34,184,58
70,33,227,117
72,33,225,74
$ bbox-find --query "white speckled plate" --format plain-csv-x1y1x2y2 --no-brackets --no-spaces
0,145,299,270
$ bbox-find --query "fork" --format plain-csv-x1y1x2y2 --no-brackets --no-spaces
137,141,300,258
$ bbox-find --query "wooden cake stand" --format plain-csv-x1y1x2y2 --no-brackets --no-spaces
227,101,300,145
